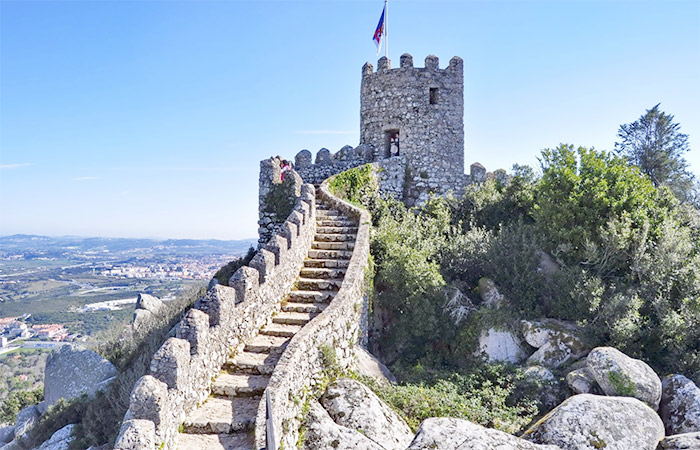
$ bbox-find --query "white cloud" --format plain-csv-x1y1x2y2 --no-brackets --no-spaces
0,163,32,169
295,130,357,135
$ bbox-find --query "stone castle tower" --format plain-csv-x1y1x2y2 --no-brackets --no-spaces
360,54,465,201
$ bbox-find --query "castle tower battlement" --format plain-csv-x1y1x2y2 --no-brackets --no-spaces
360,53,465,203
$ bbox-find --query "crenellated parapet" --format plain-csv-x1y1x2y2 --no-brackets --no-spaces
115,179,317,450
292,144,375,185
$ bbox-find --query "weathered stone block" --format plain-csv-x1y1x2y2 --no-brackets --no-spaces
400,53,413,68
194,285,236,327
295,149,312,168
249,248,275,283
150,338,191,390
424,54,439,70
114,419,156,450
315,148,331,165
282,222,297,249
230,266,259,304
176,309,209,356
124,376,168,430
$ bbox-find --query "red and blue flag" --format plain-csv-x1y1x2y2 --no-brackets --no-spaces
373,6,385,54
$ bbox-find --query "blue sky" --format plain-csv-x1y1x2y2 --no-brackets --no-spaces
1,0,699,240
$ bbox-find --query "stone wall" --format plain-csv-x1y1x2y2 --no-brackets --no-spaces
258,156,304,247
114,179,317,450
293,145,374,185
253,177,372,450
361,54,465,205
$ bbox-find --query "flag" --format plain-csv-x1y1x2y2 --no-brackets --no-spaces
373,6,385,55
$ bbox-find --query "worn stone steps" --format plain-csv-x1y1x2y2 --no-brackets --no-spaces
224,351,282,375
212,373,270,397
295,277,342,291
303,258,350,269
282,301,327,314
314,233,357,242
272,310,316,326
177,192,358,450
259,322,304,338
307,249,353,260
183,396,260,434
177,432,255,449
312,241,355,251
244,335,289,353
287,289,336,303
316,226,359,234
299,267,347,279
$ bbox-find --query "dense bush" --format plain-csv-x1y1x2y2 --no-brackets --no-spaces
212,246,256,285
0,387,42,424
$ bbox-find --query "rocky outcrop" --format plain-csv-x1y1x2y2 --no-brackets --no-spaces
302,401,383,450
660,374,700,435
0,427,14,446
132,294,165,332
586,346,662,409
407,417,559,450
566,367,597,394
43,344,117,408
13,405,39,440
523,393,664,450
477,328,526,363
320,379,413,449
36,424,75,450
352,346,396,384
524,365,561,408
521,319,587,368
659,432,700,449
478,278,504,308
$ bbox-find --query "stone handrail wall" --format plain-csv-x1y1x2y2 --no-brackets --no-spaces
254,176,372,449
293,145,374,185
114,177,317,450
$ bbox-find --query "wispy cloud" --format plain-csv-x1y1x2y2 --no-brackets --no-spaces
73,176,100,181
0,163,32,169
295,130,357,135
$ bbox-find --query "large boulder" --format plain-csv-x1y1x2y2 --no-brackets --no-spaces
476,328,526,363
566,367,597,394
660,374,700,435
352,347,397,384
13,405,39,440
135,293,163,315
37,424,75,450
44,344,117,408
320,378,413,449
586,347,662,409
406,417,559,450
659,432,700,449
521,319,587,368
523,393,664,450
0,427,14,446
303,401,383,450
524,366,562,409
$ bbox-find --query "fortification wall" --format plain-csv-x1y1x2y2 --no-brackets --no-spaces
292,144,374,185
361,54,465,205
254,176,371,450
258,156,304,246
114,179,316,450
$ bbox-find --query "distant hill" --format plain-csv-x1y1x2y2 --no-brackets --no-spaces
0,234,257,257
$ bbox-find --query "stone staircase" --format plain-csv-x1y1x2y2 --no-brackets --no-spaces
176,196,358,450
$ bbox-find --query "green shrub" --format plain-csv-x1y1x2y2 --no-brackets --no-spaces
328,164,377,206
0,387,43,424
212,246,256,285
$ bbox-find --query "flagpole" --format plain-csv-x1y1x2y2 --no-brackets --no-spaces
385,0,388,58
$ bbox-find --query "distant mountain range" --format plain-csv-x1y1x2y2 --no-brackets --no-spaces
0,234,257,257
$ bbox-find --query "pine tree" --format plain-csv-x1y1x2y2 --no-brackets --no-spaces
615,104,694,201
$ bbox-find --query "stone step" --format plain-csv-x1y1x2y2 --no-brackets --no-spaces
244,334,290,353
299,267,347,279
212,373,270,397
287,290,336,303
304,258,350,269
273,311,315,326
316,226,359,234
182,396,260,434
316,209,342,217
177,432,255,450
318,219,356,227
295,277,342,291
224,351,281,375
312,241,355,251
282,301,328,314
307,249,353,260
314,233,356,243
260,322,304,338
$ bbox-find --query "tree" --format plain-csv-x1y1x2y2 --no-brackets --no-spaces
615,104,694,200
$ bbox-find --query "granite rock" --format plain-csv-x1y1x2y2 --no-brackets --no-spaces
660,374,700,435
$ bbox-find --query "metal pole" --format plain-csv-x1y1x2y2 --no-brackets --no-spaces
385,0,389,58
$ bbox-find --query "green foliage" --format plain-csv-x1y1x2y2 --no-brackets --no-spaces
28,397,88,448
212,246,256,284
328,164,378,206
615,104,695,201
607,370,636,396
0,387,42,424
364,362,539,433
